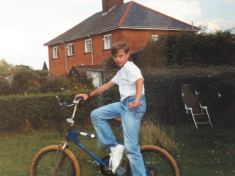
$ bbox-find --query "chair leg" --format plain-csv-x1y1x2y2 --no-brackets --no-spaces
205,109,213,127
191,110,199,130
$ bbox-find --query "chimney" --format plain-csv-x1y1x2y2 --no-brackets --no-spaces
102,0,124,13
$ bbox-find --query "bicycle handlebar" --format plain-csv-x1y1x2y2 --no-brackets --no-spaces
55,96,84,108
56,96,85,126
73,97,84,104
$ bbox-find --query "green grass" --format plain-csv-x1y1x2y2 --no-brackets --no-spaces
0,123,235,176
172,124,235,176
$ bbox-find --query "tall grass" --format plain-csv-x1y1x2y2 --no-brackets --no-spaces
139,121,179,155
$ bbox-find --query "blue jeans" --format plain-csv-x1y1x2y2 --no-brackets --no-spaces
91,95,146,176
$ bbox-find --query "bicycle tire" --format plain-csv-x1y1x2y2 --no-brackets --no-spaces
31,145,80,176
125,145,179,176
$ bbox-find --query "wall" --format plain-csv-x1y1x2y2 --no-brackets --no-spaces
48,29,178,76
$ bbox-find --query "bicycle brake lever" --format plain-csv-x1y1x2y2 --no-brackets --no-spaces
56,96,62,106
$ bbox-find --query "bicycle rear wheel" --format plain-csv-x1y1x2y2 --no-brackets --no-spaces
125,145,179,176
31,145,80,176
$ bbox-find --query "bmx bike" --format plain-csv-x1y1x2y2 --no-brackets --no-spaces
31,97,179,176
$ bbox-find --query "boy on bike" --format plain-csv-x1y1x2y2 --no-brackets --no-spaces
75,41,146,175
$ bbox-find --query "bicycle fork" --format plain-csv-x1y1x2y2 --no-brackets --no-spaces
52,141,69,176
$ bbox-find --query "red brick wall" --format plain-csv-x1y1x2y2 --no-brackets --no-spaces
48,43,67,76
48,29,178,76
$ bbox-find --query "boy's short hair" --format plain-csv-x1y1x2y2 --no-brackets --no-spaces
111,41,129,56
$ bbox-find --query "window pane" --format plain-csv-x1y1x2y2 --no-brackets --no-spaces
85,39,92,53
53,47,58,58
152,35,159,41
67,44,74,56
104,35,112,50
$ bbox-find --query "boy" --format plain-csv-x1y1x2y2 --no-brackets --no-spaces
75,41,146,175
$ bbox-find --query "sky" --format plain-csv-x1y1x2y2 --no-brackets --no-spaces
0,0,235,71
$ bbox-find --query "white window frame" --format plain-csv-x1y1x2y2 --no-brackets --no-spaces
103,34,112,50
67,43,74,56
85,39,92,53
151,35,159,41
53,46,59,59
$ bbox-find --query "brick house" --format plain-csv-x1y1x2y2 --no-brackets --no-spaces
44,0,199,76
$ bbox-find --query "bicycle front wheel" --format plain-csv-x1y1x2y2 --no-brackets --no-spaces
31,145,80,176
125,145,179,176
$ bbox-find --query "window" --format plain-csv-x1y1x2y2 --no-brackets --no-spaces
151,35,159,41
103,34,112,50
53,46,59,59
85,39,92,53
67,43,74,56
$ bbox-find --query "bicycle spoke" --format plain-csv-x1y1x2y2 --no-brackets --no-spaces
36,151,75,176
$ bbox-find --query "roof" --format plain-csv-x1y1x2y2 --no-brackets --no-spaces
70,65,103,76
44,1,199,46
42,61,48,70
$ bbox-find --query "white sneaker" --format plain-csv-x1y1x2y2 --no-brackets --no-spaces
109,144,125,174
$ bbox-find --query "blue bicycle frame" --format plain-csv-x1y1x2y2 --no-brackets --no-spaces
66,129,107,167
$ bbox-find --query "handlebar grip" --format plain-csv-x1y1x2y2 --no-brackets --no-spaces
73,97,84,104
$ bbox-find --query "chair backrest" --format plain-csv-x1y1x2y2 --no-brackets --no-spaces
181,84,200,113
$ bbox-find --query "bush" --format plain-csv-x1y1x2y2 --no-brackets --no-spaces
136,30,235,68
135,37,168,68
105,56,119,69
11,69,39,94
0,92,95,131
143,68,235,127
0,78,11,96
39,76,93,93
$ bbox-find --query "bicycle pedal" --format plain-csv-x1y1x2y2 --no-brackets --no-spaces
92,160,100,167
117,167,126,175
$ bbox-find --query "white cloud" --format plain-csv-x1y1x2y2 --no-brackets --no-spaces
145,0,202,24
221,0,235,4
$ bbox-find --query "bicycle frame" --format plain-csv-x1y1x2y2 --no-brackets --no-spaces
66,129,107,167
58,97,108,167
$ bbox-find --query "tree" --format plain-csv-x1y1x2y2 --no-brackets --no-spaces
0,59,16,77
0,77,11,96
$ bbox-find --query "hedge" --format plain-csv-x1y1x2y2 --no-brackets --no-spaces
1,66,235,131
143,66,235,127
0,87,121,131
135,31,235,68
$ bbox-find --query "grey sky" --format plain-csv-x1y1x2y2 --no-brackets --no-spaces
0,0,234,70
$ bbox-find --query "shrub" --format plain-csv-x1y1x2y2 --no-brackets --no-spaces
0,78,11,96
0,91,98,131
11,68,40,94
135,37,168,68
136,30,235,68
39,76,69,93
105,56,119,69
39,76,93,93
143,67,235,127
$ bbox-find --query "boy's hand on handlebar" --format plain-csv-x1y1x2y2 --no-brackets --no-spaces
75,94,89,102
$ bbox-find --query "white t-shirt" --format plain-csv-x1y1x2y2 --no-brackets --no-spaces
111,61,145,101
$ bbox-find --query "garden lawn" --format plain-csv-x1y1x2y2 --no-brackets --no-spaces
172,124,235,176
0,124,234,176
